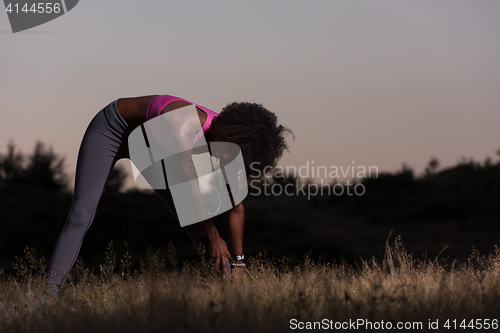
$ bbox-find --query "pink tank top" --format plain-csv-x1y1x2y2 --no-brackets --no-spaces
146,95,219,144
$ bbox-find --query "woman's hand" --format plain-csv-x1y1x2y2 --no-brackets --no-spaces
207,235,231,278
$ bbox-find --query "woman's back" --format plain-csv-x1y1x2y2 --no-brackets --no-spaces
116,95,210,133
116,95,157,129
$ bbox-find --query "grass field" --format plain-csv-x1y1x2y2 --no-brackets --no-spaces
1,237,500,333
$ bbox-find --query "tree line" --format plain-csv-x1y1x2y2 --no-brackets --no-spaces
1,141,499,274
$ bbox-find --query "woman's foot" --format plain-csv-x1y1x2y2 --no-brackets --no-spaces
46,296,55,305
34,295,55,308
34,297,50,308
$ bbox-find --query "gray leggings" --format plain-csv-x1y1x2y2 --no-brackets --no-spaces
46,100,230,297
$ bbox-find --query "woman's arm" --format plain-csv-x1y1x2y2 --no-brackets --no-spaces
227,202,245,276
199,218,231,277
162,106,232,276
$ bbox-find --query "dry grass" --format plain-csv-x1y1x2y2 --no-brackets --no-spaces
1,237,500,332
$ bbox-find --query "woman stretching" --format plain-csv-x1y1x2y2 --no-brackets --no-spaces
44,94,292,303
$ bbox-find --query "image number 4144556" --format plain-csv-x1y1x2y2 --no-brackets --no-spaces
3,0,79,33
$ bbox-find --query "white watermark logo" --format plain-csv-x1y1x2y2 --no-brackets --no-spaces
249,160,378,200
128,105,248,227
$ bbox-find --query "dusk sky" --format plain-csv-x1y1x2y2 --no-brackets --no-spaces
1,1,499,187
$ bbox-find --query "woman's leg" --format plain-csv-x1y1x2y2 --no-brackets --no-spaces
46,100,131,298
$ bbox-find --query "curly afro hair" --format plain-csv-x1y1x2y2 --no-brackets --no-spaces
211,102,294,180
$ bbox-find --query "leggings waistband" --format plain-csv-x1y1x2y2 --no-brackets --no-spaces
102,99,132,139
